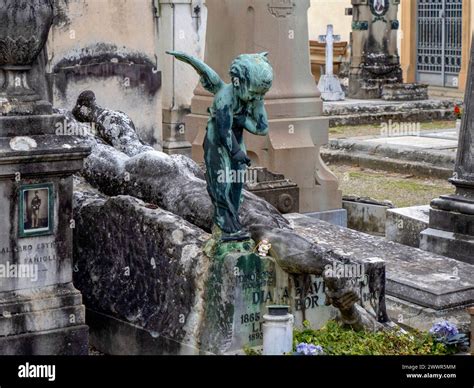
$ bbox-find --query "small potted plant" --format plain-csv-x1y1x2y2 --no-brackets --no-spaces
454,104,463,136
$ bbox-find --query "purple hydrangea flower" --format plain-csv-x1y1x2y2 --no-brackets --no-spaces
429,321,459,339
295,343,324,355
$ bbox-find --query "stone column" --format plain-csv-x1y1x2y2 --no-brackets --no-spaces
458,0,472,92
420,34,474,265
160,0,207,156
399,0,416,84
0,0,89,355
185,0,342,213
348,0,402,99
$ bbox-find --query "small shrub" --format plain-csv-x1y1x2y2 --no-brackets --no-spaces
293,321,449,356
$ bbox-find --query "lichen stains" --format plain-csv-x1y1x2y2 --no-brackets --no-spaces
53,0,72,28
53,44,161,97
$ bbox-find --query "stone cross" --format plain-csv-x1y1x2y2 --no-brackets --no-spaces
319,24,340,76
317,24,345,101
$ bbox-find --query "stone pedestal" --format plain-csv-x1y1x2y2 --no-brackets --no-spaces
348,0,403,99
0,0,90,354
185,0,341,212
244,167,299,214
420,36,474,265
0,114,90,354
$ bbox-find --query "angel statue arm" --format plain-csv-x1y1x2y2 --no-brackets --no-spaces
166,50,225,95
167,50,249,165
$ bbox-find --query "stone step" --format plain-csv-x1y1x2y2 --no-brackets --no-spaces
322,149,453,179
284,213,474,311
323,98,460,127
0,283,86,338
0,304,85,337
385,206,430,248
322,137,456,178
326,110,455,127
0,325,88,355
324,98,459,116
429,86,465,100
0,283,83,314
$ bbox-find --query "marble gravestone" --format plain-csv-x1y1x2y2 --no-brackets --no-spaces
184,0,342,214
0,0,89,355
348,0,403,99
318,25,345,102
200,244,379,354
420,35,474,265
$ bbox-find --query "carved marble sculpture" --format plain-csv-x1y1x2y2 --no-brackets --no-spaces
73,90,154,157
0,0,54,114
167,51,273,242
71,92,390,333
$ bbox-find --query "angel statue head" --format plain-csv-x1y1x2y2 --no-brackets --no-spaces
230,53,273,102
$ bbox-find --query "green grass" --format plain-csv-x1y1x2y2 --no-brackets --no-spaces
333,166,454,207
330,120,456,139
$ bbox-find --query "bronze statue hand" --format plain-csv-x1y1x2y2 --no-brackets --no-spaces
330,289,360,313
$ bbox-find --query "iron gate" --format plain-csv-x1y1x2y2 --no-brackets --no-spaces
416,0,463,87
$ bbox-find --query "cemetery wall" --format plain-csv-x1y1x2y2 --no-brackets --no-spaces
308,0,351,43
46,0,162,147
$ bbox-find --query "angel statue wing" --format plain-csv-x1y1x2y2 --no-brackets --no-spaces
166,51,224,95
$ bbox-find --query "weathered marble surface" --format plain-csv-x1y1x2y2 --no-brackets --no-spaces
73,191,210,354
69,95,389,354
285,213,474,310
62,107,290,234
73,181,387,354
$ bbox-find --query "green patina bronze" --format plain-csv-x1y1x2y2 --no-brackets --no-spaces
352,21,369,31
167,51,273,242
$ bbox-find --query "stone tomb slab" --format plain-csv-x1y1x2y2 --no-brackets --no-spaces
285,214,474,310
363,136,459,150
421,130,458,141
285,213,474,310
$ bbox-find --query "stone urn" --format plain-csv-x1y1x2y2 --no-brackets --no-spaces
0,0,53,112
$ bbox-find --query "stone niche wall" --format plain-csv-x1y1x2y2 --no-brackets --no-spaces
46,0,162,147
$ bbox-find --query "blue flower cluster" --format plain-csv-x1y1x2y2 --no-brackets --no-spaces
295,343,324,356
429,321,459,338
429,320,468,350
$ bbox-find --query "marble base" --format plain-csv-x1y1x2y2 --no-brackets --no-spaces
420,228,474,265
86,309,202,355
0,325,88,355
420,196,474,265
304,208,347,227
318,74,345,102
0,284,88,355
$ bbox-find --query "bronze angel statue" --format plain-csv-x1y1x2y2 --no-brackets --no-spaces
167,51,273,242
